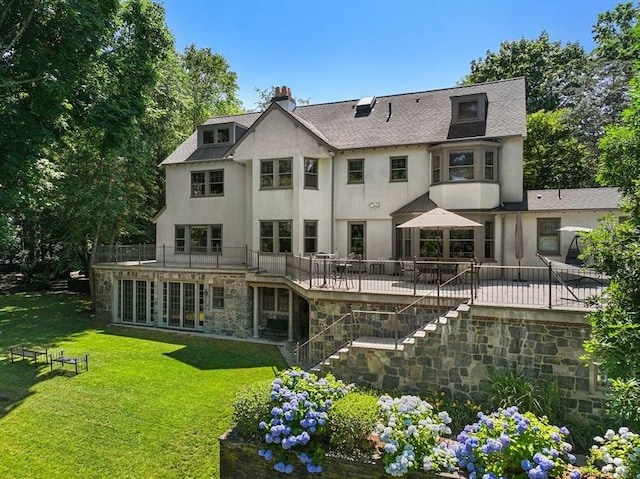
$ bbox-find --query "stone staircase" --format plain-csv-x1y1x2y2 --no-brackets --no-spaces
316,303,471,380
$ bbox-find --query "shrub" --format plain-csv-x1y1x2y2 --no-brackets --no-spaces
456,406,580,479
232,379,274,441
329,390,379,456
426,390,483,435
257,368,352,474
606,379,640,431
588,427,640,479
488,369,563,423
376,395,457,477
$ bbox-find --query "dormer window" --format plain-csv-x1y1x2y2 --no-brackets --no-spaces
198,124,233,147
451,94,487,124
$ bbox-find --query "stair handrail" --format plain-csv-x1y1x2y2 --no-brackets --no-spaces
295,310,352,369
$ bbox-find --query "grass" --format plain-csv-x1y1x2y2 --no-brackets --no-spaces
0,291,288,479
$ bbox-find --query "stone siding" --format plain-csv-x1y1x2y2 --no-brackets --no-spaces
318,302,605,418
93,266,252,337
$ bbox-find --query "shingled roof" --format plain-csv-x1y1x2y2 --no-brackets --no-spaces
502,187,622,212
161,77,526,166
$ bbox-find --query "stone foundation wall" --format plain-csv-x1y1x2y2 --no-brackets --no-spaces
220,430,445,479
316,302,605,418
92,266,251,337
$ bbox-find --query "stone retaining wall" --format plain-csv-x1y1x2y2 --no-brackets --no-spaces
220,430,449,479
316,302,605,418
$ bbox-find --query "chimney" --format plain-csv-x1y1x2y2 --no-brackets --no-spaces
272,85,296,112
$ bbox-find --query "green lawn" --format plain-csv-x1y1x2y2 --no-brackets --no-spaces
0,292,287,479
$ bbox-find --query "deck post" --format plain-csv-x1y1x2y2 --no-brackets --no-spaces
548,262,553,309
358,257,362,292
413,257,417,295
163,244,166,267
470,261,475,305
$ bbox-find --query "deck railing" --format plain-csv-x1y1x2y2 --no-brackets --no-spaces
93,246,607,309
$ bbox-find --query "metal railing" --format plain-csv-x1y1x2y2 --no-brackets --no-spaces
93,246,607,309
294,271,469,370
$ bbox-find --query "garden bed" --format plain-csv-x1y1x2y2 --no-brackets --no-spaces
219,429,459,479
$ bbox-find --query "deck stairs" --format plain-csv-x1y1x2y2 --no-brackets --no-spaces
311,303,470,374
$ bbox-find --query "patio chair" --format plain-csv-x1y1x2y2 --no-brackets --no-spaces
400,261,420,282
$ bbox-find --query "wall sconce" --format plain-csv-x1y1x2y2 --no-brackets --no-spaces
368,202,380,208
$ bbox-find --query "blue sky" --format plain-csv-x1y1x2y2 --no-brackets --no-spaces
161,0,624,110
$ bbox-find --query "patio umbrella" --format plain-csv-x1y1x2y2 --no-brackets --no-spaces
397,208,482,259
514,211,524,281
397,208,482,229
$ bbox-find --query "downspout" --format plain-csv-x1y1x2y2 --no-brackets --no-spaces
330,150,336,254
500,213,505,266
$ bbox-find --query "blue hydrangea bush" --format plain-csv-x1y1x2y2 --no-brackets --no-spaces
588,427,640,479
257,368,352,474
456,406,581,479
376,395,457,477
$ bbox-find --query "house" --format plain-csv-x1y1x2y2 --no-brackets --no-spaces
93,77,621,335
92,78,620,417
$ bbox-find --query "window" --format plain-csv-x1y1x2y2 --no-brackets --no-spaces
162,282,204,330
458,100,479,120
347,159,364,184
260,220,292,253
537,218,561,255
261,158,292,189
201,125,232,146
304,220,318,254
210,225,222,252
431,144,499,184
118,279,151,324
190,226,208,253
175,225,223,254
419,230,442,258
304,158,318,188
262,287,289,313
211,286,224,309
432,153,441,184
450,229,475,258
451,94,486,123
349,222,366,257
449,152,474,181
191,170,224,197
277,289,289,312
191,172,205,196
390,156,408,182
484,220,495,259
484,151,495,181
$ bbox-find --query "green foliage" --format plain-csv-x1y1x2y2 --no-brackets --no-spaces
524,110,596,189
606,379,640,430
181,44,242,128
487,369,563,424
328,390,379,455
583,215,640,381
425,390,483,434
232,379,275,441
465,31,587,114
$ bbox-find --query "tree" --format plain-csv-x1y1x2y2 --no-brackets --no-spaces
465,32,587,114
523,110,596,190
0,0,119,231
582,23,640,426
567,2,640,153
181,44,242,130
